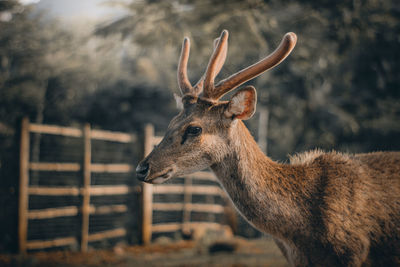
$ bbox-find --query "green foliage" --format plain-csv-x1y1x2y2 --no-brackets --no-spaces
0,1,127,128
0,0,399,156
97,0,400,158
84,82,177,133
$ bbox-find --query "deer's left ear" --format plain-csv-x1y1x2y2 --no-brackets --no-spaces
224,86,257,120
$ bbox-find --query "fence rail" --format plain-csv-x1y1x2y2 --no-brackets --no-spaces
152,184,224,195
28,123,136,143
24,227,127,250
27,185,140,196
29,123,83,137
27,204,129,220
18,118,137,253
26,237,78,250
29,162,81,171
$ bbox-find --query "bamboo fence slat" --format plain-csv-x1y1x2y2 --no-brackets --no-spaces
18,118,30,253
90,129,135,143
28,187,80,196
28,206,79,219
26,237,77,250
182,176,192,234
90,164,132,173
80,124,91,252
89,204,127,215
29,123,82,137
152,222,226,233
153,203,225,213
141,124,154,245
152,203,184,211
27,185,136,196
27,204,128,220
28,123,137,143
29,162,81,172
151,223,181,233
89,185,133,196
153,185,224,195
87,228,126,242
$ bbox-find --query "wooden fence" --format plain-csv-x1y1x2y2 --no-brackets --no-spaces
18,119,237,252
141,124,235,244
19,118,138,253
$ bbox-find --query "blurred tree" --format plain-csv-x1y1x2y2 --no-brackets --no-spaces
84,82,177,133
96,0,278,93
284,0,400,154
0,3,126,127
97,0,400,159
0,0,129,251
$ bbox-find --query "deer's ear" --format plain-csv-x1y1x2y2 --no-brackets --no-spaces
174,93,184,110
224,86,257,120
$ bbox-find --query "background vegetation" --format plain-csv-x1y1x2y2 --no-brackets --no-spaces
0,0,399,251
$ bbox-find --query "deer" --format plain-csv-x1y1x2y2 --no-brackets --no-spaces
136,30,400,266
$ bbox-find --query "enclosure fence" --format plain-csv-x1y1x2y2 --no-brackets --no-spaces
18,117,138,253
18,119,236,253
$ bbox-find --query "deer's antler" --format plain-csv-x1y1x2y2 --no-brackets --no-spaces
177,37,193,95
178,31,229,97
203,31,297,100
192,34,228,94
178,30,296,100
201,30,229,98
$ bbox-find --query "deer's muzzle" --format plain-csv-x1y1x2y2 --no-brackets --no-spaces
136,161,150,181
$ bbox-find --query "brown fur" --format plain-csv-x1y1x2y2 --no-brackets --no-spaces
140,100,400,266
137,31,400,266
211,121,400,266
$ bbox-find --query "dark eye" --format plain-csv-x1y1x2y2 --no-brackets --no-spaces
185,126,202,136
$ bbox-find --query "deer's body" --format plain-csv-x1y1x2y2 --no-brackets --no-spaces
136,30,400,266
212,120,400,266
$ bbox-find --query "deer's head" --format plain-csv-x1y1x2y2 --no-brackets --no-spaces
136,30,296,184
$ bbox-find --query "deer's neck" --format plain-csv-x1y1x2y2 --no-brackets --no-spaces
211,121,311,238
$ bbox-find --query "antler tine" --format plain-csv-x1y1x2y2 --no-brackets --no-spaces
202,30,229,99
193,32,228,95
212,32,297,100
177,37,193,95
212,36,228,80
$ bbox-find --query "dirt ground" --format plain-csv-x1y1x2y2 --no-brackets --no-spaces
0,237,288,267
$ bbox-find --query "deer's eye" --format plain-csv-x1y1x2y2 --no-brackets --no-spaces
185,126,202,136
181,126,202,145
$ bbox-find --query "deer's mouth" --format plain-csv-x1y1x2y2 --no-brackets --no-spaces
146,168,174,184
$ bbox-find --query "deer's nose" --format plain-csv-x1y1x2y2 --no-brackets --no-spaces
136,162,150,181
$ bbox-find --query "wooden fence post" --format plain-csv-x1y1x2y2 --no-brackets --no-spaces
142,124,154,244
81,123,91,252
182,176,192,235
19,117,30,253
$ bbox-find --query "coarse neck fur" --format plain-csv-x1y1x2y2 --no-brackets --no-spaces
210,120,320,240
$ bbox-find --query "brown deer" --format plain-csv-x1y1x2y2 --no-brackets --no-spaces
136,30,400,266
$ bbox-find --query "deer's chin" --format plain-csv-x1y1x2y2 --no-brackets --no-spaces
146,168,175,184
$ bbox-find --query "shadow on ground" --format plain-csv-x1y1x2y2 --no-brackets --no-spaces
0,237,288,267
